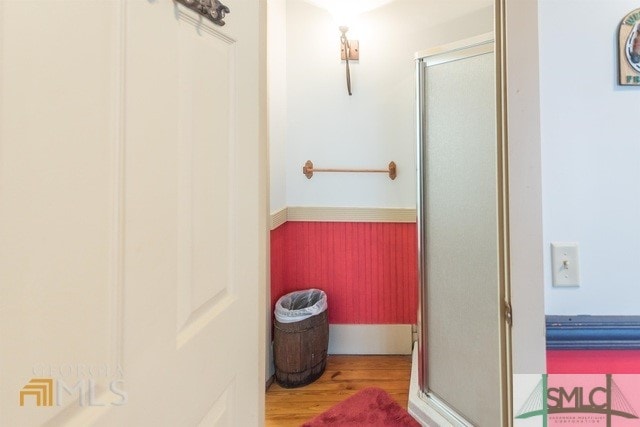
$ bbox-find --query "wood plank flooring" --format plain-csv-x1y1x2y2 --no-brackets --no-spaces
265,355,412,427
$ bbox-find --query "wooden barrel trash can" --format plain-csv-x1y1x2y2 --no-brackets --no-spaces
273,289,328,388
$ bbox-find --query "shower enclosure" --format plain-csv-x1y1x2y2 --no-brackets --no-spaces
413,33,511,426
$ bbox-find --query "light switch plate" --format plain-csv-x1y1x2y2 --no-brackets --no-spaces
551,243,580,287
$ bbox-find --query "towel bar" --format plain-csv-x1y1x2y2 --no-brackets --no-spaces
302,160,397,180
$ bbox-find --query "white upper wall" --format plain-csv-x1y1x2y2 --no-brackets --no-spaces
540,0,640,314
284,0,493,208
268,0,287,214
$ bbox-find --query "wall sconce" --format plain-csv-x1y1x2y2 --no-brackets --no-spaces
339,26,359,96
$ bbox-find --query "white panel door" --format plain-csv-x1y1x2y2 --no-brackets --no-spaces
0,1,266,426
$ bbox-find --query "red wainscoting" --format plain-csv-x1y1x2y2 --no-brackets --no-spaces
270,222,418,324
547,350,640,374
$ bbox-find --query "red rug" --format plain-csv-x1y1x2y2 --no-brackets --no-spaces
301,387,420,426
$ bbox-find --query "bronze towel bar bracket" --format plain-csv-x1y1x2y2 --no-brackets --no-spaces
303,160,397,180
174,0,230,26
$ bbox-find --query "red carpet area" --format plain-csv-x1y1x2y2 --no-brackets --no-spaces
301,387,420,427
547,350,640,373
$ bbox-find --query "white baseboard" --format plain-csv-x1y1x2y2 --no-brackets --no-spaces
328,324,413,355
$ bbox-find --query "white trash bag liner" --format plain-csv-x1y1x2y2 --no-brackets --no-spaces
274,289,327,323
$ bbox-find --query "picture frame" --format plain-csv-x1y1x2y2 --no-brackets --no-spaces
619,8,640,86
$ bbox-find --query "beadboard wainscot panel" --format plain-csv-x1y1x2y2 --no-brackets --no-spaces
269,208,418,325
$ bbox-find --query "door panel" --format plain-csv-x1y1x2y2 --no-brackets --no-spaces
426,51,500,425
0,1,264,426
176,9,234,343
417,37,507,426
0,2,121,425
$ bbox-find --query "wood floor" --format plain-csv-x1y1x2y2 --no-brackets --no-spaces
265,355,412,427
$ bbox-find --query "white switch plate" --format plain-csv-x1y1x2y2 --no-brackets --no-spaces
551,243,580,287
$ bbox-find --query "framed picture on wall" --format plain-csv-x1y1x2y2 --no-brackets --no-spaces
619,8,640,86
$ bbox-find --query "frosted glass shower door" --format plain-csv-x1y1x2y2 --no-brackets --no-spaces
416,35,509,426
